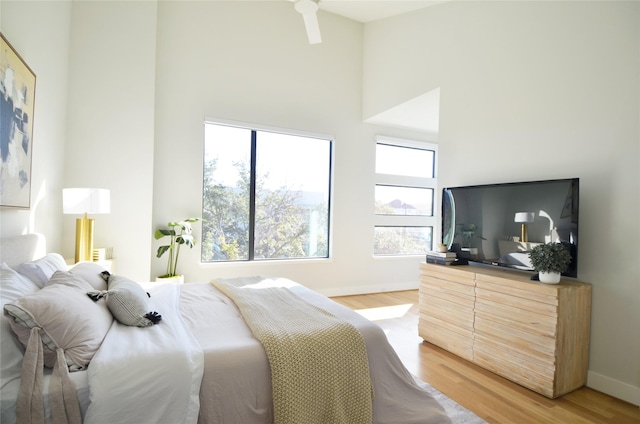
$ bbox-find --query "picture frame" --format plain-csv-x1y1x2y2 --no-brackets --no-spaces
1,32,36,209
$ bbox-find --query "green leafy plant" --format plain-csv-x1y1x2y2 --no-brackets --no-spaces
155,218,199,277
528,242,571,274
455,223,486,247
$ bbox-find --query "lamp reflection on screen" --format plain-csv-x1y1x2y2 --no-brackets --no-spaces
514,212,535,243
63,188,110,262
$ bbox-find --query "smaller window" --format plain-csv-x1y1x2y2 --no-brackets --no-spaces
375,144,434,178
373,137,437,256
374,226,433,256
375,185,434,216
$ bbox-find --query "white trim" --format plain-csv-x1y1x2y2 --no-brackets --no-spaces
373,137,438,255
375,135,438,152
587,371,640,406
202,119,335,261
374,215,431,227
204,116,334,142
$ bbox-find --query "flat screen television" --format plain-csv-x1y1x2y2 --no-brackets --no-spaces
442,178,579,278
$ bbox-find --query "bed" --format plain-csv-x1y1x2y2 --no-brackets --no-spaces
1,234,451,424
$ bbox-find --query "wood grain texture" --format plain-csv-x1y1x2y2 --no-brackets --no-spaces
419,263,592,398
331,290,640,424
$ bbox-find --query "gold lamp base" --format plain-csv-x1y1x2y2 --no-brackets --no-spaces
521,223,528,243
75,213,95,263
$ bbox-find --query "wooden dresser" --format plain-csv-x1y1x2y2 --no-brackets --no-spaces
418,263,591,398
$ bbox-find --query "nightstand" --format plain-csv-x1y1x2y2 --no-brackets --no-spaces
65,258,115,273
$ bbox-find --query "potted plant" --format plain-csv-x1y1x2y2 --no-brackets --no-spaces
154,218,198,284
528,242,571,284
454,223,486,259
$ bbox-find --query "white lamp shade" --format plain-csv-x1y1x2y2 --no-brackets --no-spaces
514,212,535,223
63,188,110,215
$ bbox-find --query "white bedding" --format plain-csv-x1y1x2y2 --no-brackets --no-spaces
0,370,90,424
180,278,451,424
3,279,452,424
2,233,451,424
84,283,203,424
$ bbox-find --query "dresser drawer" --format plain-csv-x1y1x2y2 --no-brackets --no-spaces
473,344,555,398
475,275,560,305
474,299,557,337
418,263,591,398
420,282,475,308
419,317,474,361
474,315,556,358
420,263,475,286
476,286,558,317
419,307,474,336
420,274,476,297
419,299,474,331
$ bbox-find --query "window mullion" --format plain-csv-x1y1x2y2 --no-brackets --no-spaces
248,131,257,261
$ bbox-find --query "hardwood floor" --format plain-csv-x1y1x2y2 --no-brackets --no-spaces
331,290,640,424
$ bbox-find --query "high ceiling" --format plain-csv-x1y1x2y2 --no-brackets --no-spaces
317,0,445,23
309,1,444,133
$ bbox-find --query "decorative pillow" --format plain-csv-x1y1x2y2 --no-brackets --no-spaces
0,264,40,389
15,253,67,288
66,261,108,291
4,271,113,370
90,271,161,327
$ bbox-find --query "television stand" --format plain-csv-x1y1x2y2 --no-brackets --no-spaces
418,262,591,398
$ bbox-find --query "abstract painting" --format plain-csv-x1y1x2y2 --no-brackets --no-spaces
1,33,36,209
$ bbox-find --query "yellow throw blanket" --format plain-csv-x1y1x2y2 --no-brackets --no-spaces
212,277,373,424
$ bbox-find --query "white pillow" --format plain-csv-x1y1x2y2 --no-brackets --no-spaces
66,261,109,291
0,263,40,389
4,271,113,370
15,253,67,288
95,272,162,327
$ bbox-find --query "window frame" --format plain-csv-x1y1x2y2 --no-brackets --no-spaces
373,136,438,257
202,118,334,262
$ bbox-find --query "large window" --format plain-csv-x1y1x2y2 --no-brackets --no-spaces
202,121,332,262
374,137,437,256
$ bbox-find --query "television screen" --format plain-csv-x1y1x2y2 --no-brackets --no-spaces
442,178,579,278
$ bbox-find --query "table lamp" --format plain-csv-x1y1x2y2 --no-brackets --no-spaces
514,212,535,243
63,188,110,262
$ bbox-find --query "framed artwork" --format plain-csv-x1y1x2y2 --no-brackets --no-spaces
1,32,36,209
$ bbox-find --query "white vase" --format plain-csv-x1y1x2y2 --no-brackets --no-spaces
155,275,184,285
538,271,561,284
436,244,448,253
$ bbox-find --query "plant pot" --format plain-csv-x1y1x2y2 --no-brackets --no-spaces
155,275,184,285
538,271,561,284
436,243,448,253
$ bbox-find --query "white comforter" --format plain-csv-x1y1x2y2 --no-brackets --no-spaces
16,278,450,424
84,284,204,424
181,278,451,424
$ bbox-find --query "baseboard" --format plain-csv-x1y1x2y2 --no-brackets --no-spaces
588,371,640,406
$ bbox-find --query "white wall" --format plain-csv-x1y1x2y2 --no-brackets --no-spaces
151,1,430,295
63,0,158,280
363,0,640,406
3,0,637,406
1,0,432,294
0,1,71,250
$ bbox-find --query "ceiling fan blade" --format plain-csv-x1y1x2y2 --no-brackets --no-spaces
295,0,322,44
301,12,322,44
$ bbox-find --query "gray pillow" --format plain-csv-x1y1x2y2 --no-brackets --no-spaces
89,271,161,327
4,271,113,370
67,262,109,291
